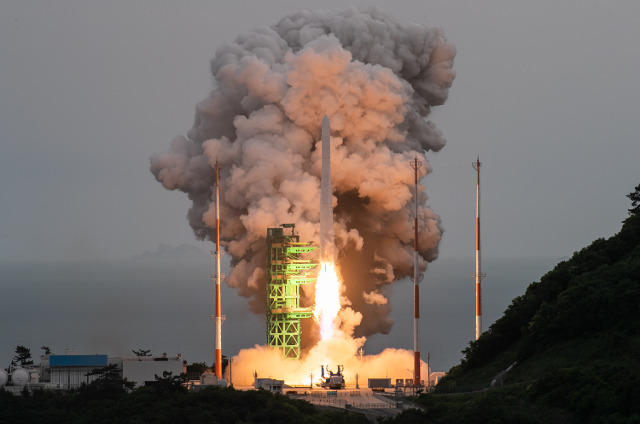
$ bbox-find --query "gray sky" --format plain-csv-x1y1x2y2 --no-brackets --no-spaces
1,1,639,369
1,1,638,263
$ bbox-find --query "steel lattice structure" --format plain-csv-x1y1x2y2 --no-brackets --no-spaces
266,224,317,359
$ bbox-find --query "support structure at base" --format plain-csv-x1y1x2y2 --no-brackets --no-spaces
266,224,317,359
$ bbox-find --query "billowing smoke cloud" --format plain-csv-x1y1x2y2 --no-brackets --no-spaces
151,6,455,340
230,303,426,386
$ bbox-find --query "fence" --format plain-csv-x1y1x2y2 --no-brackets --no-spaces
306,397,395,409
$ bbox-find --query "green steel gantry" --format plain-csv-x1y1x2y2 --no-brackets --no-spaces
266,224,317,359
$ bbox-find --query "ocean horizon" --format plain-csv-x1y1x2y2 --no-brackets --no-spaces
1,255,562,373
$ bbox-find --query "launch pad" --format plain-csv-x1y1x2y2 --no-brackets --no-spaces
266,224,318,359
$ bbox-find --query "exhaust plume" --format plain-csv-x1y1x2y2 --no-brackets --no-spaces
231,305,427,386
150,6,455,340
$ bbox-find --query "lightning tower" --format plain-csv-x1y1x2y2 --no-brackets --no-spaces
472,157,486,340
409,156,422,386
213,161,224,379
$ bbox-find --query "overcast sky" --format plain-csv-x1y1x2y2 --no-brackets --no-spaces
2,1,639,263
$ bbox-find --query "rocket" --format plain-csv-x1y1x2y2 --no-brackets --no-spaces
319,115,334,261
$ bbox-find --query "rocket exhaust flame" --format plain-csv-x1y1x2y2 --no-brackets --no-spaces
151,7,455,354
314,261,341,340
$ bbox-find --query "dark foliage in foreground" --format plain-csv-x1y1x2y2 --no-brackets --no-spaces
0,366,368,423
383,186,640,424
450,212,640,375
0,385,369,424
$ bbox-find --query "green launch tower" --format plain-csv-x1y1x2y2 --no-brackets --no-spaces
266,224,317,359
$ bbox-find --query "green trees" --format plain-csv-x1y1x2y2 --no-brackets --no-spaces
0,384,370,423
80,364,135,397
433,184,640,423
185,361,209,380
10,345,50,367
448,203,640,378
627,183,640,215
11,345,33,367
150,371,188,394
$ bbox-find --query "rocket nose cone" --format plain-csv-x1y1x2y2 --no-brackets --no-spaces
322,115,330,141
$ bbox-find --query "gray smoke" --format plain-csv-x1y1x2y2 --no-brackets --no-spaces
150,6,455,340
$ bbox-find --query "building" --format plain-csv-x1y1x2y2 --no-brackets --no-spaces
25,352,185,390
254,377,284,394
47,354,110,388
429,371,447,386
120,354,185,387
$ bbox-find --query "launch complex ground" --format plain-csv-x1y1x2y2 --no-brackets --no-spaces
290,389,411,418
208,117,470,391
231,384,425,419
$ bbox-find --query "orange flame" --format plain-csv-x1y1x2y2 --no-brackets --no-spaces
314,261,342,340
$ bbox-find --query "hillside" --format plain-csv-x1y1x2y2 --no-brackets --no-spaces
385,185,640,424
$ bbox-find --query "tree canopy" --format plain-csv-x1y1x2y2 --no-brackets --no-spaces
426,185,640,424
11,345,33,367
627,183,640,215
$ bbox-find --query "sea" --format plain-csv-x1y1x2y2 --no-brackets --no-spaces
0,256,563,373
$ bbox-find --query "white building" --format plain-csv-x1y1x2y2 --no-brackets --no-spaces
254,378,284,394
35,352,185,389
429,372,447,386
47,354,110,388
120,354,185,388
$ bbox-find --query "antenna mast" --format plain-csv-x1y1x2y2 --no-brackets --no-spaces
472,157,486,340
409,156,422,386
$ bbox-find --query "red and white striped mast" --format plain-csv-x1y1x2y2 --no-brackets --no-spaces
214,160,223,379
472,157,486,340
409,156,422,386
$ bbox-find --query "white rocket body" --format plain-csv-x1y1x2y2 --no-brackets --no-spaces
320,115,333,261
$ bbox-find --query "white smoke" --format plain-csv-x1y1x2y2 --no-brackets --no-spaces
363,291,388,306
151,6,455,339
230,305,428,387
